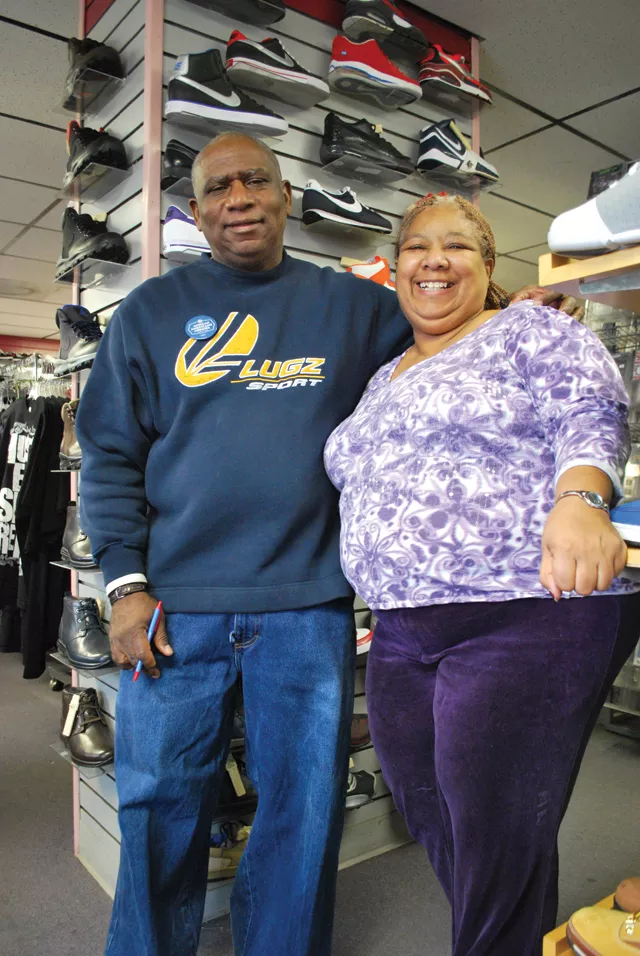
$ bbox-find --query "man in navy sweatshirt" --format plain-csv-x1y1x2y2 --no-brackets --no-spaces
76,132,577,956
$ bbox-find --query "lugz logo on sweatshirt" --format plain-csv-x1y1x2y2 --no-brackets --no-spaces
175,311,326,390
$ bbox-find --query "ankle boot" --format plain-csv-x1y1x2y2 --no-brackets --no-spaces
57,593,112,669
61,503,97,569
60,400,81,470
60,685,114,767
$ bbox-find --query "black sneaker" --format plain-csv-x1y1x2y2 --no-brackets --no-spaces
64,120,128,186
225,30,330,108
54,304,103,376
63,37,124,110
320,112,414,177
342,0,428,60
56,208,130,280
184,0,285,26
346,770,376,809
165,49,288,137
162,139,198,191
302,179,392,233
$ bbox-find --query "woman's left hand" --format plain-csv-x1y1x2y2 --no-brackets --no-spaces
540,497,628,599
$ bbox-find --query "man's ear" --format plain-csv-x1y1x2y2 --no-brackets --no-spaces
282,179,293,215
189,198,202,232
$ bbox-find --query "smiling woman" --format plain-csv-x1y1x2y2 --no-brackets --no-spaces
323,194,640,955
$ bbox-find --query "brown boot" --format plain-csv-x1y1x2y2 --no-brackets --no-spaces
60,399,81,470
616,878,640,912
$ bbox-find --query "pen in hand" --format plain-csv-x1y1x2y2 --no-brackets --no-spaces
133,600,163,682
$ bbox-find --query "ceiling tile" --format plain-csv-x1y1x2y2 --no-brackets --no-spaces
0,117,66,188
0,254,58,298
501,242,549,265
0,221,26,249
35,200,66,231
0,321,58,338
0,179,60,226
5,227,61,263
565,92,640,161
479,194,552,254
493,255,539,292
0,25,68,128
0,297,56,319
482,93,550,152
1,0,77,36
489,126,620,215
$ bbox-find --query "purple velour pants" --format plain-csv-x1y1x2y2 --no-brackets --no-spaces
366,593,640,956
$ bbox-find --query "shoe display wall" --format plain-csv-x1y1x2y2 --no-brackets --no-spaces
63,37,124,112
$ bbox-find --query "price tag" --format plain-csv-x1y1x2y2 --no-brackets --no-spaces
62,694,80,737
225,753,246,797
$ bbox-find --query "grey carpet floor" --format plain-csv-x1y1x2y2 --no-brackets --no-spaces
1,651,639,956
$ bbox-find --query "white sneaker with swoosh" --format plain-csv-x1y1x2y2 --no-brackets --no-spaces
302,181,393,234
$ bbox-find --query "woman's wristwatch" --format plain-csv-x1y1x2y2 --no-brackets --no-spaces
555,490,610,513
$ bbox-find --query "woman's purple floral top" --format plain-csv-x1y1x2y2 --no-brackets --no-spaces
324,303,638,609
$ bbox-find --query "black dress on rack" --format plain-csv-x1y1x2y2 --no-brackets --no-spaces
0,397,70,676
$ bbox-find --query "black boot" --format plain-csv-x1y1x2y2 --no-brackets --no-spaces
161,139,198,190
64,37,124,109
55,208,129,280
64,120,128,185
61,503,97,569
57,594,112,669
60,685,114,767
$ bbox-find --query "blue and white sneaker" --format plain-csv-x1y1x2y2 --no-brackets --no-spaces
162,205,209,262
611,498,640,545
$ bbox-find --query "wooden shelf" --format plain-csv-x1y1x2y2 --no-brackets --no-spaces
542,894,614,956
627,547,640,569
539,247,640,311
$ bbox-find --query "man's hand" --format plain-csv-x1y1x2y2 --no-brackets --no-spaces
510,285,586,322
109,591,173,678
540,497,627,600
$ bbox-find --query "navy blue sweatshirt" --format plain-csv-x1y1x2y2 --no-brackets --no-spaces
76,252,411,612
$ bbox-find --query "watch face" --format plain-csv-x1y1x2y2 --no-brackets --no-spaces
584,492,604,507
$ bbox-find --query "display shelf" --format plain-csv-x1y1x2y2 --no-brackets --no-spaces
51,739,114,780
321,154,413,188
539,247,640,311
418,82,489,118
51,468,80,473
61,67,125,116
542,894,614,956
50,560,101,573
301,217,394,242
55,257,131,291
418,166,500,195
61,164,130,203
162,177,194,199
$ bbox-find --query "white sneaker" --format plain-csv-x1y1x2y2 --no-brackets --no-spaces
548,162,640,257
162,205,209,262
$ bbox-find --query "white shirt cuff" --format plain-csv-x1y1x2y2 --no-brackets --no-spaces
106,573,148,595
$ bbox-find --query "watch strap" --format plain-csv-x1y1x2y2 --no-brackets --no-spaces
108,581,149,605
555,490,610,513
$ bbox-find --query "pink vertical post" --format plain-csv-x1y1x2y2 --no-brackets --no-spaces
141,0,164,280
470,36,482,208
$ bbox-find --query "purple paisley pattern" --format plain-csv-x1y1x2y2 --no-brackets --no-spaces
324,303,638,609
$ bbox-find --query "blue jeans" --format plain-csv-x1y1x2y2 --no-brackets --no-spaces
105,599,356,956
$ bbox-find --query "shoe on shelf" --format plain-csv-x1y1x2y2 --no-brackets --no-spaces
302,180,392,233
61,503,98,570
60,400,81,470
356,627,373,654
351,713,371,750
346,769,376,809
547,162,640,258
162,139,198,191
231,710,246,747
163,205,210,261
417,119,500,183
342,0,427,60
418,44,492,104
616,878,640,913
611,499,640,545
64,120,128,187
53,304,103,377
208,822,252,880
567,906,640,955
63,37,124,109
226,30,329,107
329,35,421,110
60,685,114,768
56,207,129,280
346,256,395,290
57,594,112,670
165,49,288,138
320,112,414,177
185,0,285,26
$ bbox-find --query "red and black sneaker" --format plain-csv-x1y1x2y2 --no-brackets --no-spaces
329,35,421,109
342,0,428,60
225,29,330,107
418,44,493,104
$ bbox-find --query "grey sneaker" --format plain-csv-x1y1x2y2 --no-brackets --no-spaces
548,161,640,257
54,304,103,377
345,769,376,809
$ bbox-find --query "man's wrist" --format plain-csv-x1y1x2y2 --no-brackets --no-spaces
109,582,149,606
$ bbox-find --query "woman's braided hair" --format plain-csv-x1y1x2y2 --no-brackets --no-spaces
395,193,511,310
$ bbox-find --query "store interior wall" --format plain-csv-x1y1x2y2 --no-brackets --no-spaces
0,0,639,341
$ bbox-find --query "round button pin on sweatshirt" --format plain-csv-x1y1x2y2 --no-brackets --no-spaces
185,315,218,339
